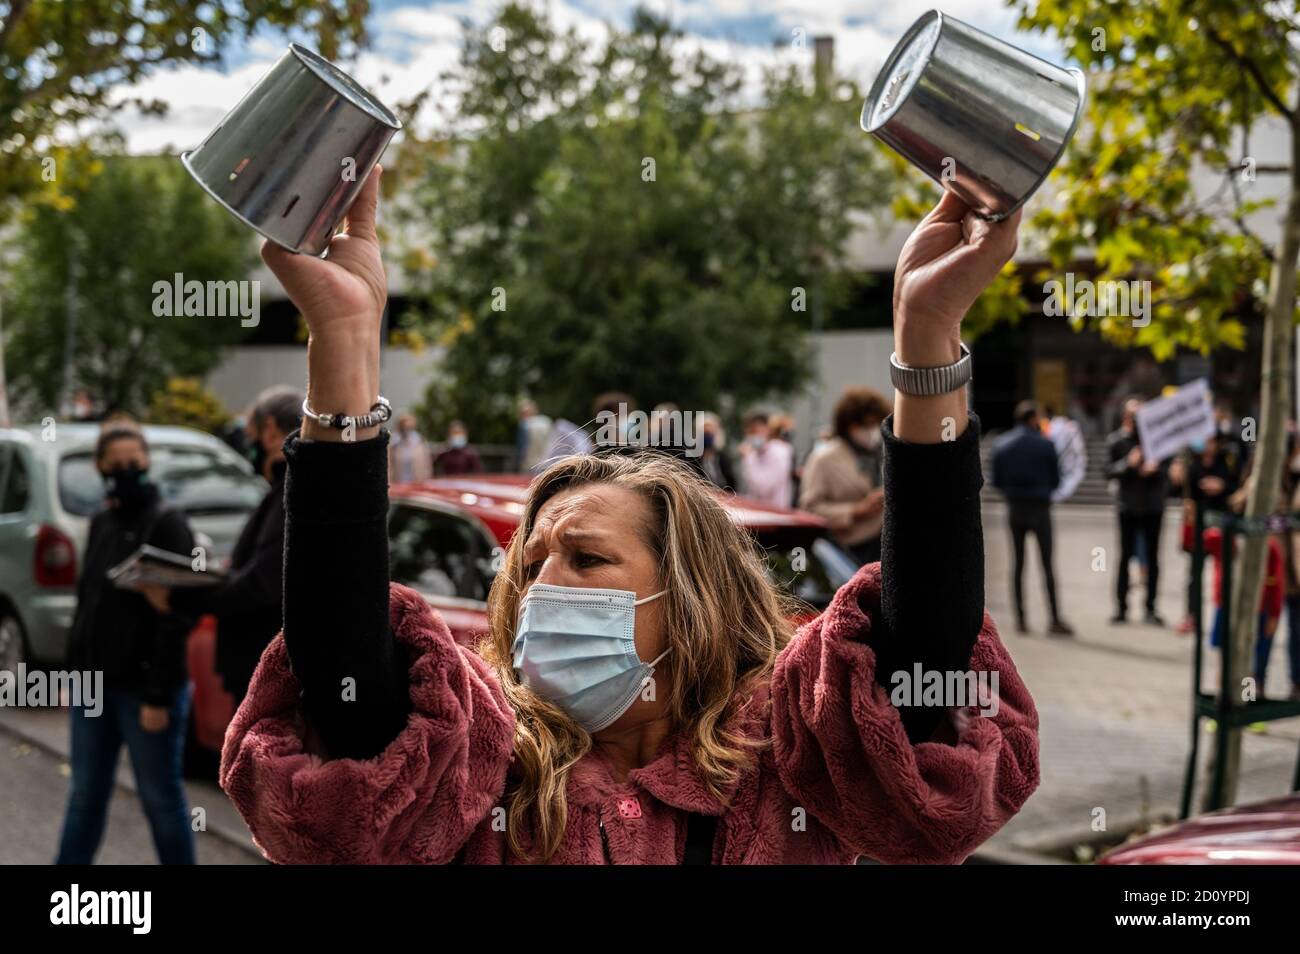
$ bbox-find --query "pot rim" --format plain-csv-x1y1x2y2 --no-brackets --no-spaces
289,42,402,131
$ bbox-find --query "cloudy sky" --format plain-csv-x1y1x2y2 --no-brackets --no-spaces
116,0,1067,154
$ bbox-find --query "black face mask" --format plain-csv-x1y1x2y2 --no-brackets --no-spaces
104,464,151,508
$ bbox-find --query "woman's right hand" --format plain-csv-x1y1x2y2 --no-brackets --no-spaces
259,165,387,442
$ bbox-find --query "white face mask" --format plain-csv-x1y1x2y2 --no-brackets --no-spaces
851,426,881,451
513,583,668,732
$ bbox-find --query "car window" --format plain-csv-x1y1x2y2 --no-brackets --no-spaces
1,449,29,513
389,503,496,601
759,534,857,609
58,445,265,517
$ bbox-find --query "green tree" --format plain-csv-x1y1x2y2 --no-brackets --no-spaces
4,152,256,416
395,4,889,442
1011,0,1299,806
0,0,371,214
148,375,231,433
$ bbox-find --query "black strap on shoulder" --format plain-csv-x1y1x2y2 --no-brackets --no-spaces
683,813,717,865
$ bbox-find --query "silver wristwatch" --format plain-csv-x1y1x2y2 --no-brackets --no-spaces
889,344,972,396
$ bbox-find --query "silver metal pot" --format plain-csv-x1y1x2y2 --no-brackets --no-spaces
181,44,401,255
861,10,1085,221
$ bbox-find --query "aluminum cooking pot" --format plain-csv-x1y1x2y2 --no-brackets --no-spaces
181,44,401,255
862,10,1085,220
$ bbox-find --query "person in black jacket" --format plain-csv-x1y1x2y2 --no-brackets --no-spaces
1107,397,1171,625
991,401,1073,636
691,412,736,491
56,421,197,865
144,386,300,704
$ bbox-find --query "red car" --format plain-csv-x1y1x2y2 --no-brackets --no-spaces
1099,795,1300,865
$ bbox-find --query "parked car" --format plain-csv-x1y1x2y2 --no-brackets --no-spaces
0,423,265,671
386,490,501,646
1099,795,1300,864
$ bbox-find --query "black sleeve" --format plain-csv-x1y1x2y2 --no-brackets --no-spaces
1107,436,1132,477
872,413,986,744
280,430,412,760
144,510,197,706
172,508,283,621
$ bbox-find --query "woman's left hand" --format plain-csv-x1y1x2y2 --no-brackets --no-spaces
140,705,169,733
893,191,1020,367
891,192,1021,443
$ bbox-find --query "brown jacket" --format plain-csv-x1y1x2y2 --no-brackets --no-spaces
799,437,881,548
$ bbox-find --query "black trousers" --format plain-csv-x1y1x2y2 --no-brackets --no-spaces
1117,510,1164,614
1008,499,1061,625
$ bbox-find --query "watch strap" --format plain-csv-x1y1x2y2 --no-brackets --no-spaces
889,344,972,396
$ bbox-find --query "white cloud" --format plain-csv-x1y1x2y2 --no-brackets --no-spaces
104,0,1062,154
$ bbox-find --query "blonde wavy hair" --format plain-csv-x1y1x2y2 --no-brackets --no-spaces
481,450,796,861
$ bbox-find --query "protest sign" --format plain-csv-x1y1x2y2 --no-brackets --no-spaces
1135,378,1215,462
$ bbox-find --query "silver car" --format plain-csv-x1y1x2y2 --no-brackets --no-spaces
0,423,266,669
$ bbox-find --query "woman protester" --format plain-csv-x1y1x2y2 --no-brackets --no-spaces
56,422,197,865
219,169,1039,864
800,387,892,566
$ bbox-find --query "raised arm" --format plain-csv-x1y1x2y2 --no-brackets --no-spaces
257,167,407,759
219,168,515,863
771,193,1039,863
877,190,1021,739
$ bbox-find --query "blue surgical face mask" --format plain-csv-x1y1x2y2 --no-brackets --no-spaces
512,583,668,732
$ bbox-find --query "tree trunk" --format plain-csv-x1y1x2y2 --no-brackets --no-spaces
1207,113,1300,808
0,294,9,428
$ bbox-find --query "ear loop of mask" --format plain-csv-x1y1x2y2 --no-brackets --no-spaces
637,589,671,671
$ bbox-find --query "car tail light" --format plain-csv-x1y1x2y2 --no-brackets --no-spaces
34,524,77,587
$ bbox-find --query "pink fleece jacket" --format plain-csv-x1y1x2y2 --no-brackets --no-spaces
220,564,1039,864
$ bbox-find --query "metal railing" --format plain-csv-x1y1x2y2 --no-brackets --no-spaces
1180,503,1300,816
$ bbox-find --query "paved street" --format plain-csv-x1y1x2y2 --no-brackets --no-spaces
0,707,261,865
981,499,1300,857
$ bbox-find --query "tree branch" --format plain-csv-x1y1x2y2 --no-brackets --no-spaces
1202,21,1294,121
0,0,31,54
1227,171,1276,262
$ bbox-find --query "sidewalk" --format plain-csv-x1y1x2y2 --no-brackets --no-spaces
0,704,262,863
980,500,1300,858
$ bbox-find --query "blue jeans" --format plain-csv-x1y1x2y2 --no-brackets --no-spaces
1209,608,1275,688
55,685,195,865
